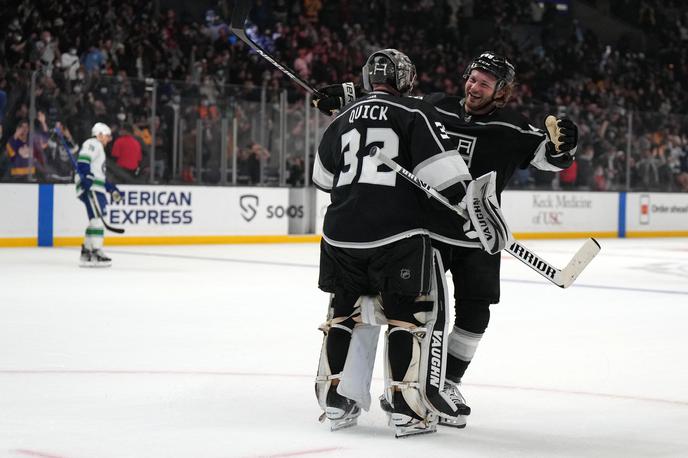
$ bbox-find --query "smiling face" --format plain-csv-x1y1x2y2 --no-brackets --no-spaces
464,69,499,115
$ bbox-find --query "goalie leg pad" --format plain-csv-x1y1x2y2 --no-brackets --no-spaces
316,320,362,430
381,249,459,427
383,326,438,437
337,321,380,411
315,294,355,412
417,249,460,419
336,295,386,411
466,172,511,255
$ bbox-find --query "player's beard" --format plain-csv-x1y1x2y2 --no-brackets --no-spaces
465,91,496,115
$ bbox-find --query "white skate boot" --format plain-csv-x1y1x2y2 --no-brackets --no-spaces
319,387,360,431
439,379,470,428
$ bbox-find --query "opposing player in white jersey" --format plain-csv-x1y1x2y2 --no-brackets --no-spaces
76,122,122,267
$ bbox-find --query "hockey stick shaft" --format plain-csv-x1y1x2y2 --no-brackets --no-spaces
54,128,125,234
370,147,600,288
230,0,324,97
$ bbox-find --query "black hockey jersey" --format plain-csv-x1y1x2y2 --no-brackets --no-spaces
314,91,470,248
423,93,559,246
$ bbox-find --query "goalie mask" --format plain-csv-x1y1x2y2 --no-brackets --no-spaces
463,51,515,92
362,49,416,95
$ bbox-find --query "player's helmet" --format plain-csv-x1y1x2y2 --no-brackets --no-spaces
91,122,112,137
463,51,515,92
362,49,416,95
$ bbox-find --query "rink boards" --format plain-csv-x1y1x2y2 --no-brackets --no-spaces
1,183,687,246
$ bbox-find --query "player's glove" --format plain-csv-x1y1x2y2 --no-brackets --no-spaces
545,115,578,168
80,173,94,192
106,182,122,203
312,82,360,115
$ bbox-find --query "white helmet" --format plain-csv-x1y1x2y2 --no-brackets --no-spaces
91,122,112,137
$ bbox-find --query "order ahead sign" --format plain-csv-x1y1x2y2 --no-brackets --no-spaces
626,192,688,233
53,185,291,237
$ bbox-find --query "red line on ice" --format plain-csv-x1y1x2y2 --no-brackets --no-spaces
12,450,69,458
1,369,686,406
254,447,344,457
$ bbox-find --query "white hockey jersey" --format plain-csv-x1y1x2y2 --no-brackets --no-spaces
75,137,107,196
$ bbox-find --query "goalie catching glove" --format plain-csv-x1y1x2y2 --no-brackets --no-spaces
312,82,361,115
544,116,578,169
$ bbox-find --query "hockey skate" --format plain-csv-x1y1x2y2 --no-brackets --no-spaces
90,248,112,268
382,391,438,438
320,387,360,431
79,245,93,267
439,379,469,428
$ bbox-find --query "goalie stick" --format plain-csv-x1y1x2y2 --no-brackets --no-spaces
54,128,125,234
230,0,325,97
369,147,600,288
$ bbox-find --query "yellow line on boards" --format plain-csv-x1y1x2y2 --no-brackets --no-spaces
512,232,617,240
52,235,323,246
0,238,38,247
625,231,688,238
5,231,688,248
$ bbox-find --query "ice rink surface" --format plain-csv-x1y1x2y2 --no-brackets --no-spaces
1,238,687,458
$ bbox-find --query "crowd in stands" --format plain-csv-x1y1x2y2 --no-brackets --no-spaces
1,0,687,191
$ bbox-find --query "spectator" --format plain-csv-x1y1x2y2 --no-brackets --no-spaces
82,46,105,75
33,30,59,74
286,155,305,186
593,164,608,191
675,148,688,191
110,124,143,182
293,48,312,81
60,47,80,81
636,149,660,190
241,141,270,185
576,145,595,189
559,159,578,189
4,119,33,179
0,78,7,125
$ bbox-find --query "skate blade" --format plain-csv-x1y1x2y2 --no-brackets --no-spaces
395,424,437,438
330,416,358,431
324,407,360,431
391,413,438,438
439,415,467,429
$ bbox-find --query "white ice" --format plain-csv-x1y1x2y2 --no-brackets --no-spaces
1,238,687,458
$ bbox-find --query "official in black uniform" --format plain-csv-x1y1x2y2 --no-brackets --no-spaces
313,48,470,435
422,52,579,426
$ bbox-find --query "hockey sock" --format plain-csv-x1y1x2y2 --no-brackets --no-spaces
446,354,470,382
387,325,414,382
326,317,355,375
85,218,104,250
447,326,484,381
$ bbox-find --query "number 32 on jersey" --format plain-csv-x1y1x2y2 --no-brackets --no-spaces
338,127,398,187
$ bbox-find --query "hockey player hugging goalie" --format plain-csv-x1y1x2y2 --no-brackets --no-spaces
312,49,510,438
